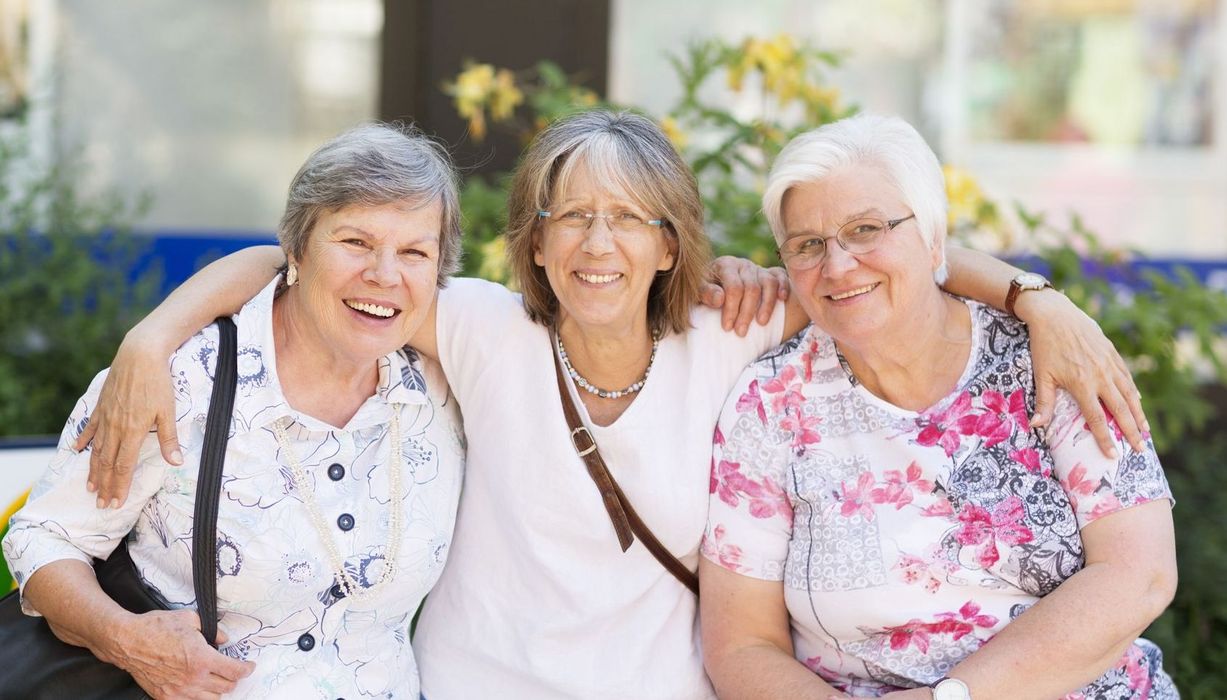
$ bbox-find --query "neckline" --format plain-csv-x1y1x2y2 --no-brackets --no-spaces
833,298,983,419
552,327,662,431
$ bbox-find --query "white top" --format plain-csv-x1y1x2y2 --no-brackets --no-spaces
413,278,785,700
4,279,466,699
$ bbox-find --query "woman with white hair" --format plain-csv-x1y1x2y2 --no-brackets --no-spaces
699,114,1177,699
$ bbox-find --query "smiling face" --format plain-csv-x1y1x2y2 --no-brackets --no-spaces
532,163,677,335
284,199,442,368
780,163,943,348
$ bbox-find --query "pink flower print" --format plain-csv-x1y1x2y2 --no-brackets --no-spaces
884,619,932,653
871,462,935,510
1088,493,1125,521
921,499,954,518
761,365,805,414
751,476,794,527
713,425,725,447
1122,644,1154,695
780,407,822,452
701,525,747,573
917,391,976,457
735,380,768,424
1060,463,1099,511
710,459,763,507
971,390,1031,448
1010,447,1049,478
895,546,956,593
954,496,1035,568
839,472,877,521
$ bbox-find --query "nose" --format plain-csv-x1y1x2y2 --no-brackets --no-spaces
579,218,616,256
819,239,859,278
363,248,400,287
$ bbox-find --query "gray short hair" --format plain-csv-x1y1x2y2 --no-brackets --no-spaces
504,109,710,336
278,123,462,285
763,114,948,283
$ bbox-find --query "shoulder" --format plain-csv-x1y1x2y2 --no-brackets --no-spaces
969,299,1031,355
439,277,524,311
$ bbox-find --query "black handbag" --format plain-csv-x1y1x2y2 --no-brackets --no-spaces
0,317,238,700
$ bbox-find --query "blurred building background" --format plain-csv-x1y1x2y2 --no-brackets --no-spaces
0,0,1224,482
1,0,1222,263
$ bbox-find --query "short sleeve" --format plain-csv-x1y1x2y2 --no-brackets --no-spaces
1046,389,1173,529
702,365,795,581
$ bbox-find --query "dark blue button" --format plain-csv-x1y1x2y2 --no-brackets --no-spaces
327,463,345,481
337,513,355,531
330,583,345,599
297,633,315,651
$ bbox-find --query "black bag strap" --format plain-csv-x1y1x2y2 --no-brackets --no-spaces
191,317,237,646
550,330,699,596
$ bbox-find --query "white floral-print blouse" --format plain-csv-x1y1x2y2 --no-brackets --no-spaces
4,279,465,699
703,300,1176,699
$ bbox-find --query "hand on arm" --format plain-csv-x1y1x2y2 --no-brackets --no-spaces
76,245,285,506
941,246,1148,456
24,560,254,699
699,256,789,336
700,559,843,699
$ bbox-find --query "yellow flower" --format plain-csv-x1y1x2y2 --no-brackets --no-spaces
944,164,986,227
478,235,510,283
448,63,498,140
489,69,524,121
802,84,840,119
660,116,688,150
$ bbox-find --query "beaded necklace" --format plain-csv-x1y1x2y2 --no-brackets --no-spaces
272,412,402,601
556,330,661,400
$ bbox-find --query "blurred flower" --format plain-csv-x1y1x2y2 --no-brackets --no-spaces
489,69,523,121
477,235,509,283
446,63,523,141
945,164,986,227
660,116,688,150
944,165,1010,249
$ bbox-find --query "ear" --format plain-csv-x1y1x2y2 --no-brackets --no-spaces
533,229,545,267
656,228,679,273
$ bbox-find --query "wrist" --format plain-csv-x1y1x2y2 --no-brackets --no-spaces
1011,286,1065,323
123,319,178,359
93,609,142,666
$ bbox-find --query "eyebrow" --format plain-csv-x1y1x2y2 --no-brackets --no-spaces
332,226,441,245
781,207,886,239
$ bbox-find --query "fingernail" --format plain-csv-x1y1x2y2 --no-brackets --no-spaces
170,449,183,465
1143,420,1151,434
96,497,107,509
86,481,96,493
109,498,120,510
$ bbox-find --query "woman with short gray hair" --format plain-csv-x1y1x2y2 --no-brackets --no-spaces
77,110,1148,699
4,123,465,698
701,114,1176,699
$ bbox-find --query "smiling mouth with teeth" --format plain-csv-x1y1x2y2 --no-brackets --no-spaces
345,300,399,318
575,272,623,284
829,283,877,301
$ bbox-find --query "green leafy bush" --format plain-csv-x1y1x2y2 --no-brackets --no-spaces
445,34,1227,696
0,123,158,437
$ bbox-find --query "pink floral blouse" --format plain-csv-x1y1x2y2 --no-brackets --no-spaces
703,301,1176,699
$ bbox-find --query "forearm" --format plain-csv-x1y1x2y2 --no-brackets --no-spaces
941,246,1023,311
23,560,137,661
126,245,284,356
947,560,1171,698
707,642,843,700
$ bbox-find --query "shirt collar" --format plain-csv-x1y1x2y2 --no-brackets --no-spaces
226,277,428,436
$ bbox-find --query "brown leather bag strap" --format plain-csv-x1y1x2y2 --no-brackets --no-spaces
551,332,700,595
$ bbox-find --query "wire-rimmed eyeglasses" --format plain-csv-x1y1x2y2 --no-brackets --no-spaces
777,214,916,270
537,209,665,234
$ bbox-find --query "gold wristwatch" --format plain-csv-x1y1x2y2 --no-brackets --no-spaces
1004,271,1053,317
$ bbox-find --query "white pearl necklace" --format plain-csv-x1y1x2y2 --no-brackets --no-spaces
556,330,661,400
272,412,402,601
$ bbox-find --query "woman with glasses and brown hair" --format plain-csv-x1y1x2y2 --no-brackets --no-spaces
74,109,1147,699
700,114,1176,700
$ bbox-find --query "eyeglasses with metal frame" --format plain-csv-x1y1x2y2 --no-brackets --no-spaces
777,213,916,270
537,209,665,234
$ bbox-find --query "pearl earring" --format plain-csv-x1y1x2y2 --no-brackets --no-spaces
286,263,298,286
